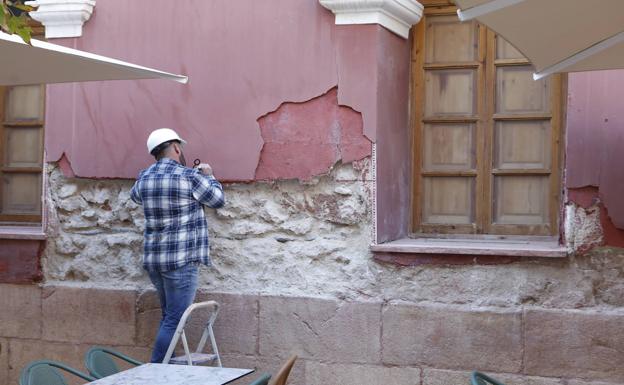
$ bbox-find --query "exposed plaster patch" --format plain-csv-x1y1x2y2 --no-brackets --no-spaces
565,202,603,254
255,88,372,182
568,187,624,248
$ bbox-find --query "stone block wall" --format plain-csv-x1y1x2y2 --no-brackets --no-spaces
3,284,624,385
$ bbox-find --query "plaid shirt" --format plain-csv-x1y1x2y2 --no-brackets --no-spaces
130,158,225,272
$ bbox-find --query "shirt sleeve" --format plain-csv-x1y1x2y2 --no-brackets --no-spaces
191,171,225,208
130,180,142,205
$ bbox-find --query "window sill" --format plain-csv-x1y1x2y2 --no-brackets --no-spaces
371,236,567,258
0,226,46,240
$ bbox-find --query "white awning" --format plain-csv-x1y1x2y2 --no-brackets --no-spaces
455,0,624,79
0,31,188,86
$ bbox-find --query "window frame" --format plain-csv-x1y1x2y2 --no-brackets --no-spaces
0,84,46,224
409,2,567,237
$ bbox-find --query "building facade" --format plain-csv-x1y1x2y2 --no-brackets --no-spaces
2,0,624,384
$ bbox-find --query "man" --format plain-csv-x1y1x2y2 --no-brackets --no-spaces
130,128,225,363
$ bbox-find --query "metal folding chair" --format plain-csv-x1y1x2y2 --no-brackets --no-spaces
162,300,222,367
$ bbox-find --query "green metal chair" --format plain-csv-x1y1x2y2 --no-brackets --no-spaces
19,360,95,385
471,371,506,385
84,346,143,379
248,373,272,385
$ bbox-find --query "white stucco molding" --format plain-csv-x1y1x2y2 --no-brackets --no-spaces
26,0,96,38
319,0,423,39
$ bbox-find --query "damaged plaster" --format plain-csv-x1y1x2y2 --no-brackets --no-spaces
45,161,624,310
564,202,603,254
255,88,371,181
44,0,386,182
567,71,624,229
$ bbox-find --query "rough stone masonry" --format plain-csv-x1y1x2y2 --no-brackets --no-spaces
44,160,624,311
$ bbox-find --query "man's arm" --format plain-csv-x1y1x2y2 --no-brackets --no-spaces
191,171,225,208
130,180,142,205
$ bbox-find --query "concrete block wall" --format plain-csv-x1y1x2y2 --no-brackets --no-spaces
3,283,624,385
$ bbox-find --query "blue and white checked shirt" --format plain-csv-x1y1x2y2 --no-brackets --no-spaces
130,158,225,272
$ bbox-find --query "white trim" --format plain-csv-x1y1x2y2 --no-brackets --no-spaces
533,29,624,80
26,0,96,38
319,0,424,39
457,0,525,22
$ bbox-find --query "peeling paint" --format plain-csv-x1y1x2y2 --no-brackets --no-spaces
44,0,384,182
255,88,371,181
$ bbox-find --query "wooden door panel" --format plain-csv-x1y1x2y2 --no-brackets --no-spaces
1,173,41,215
411,5,562,236
425,15,478,63
423,176,475,224
6,85,44,121
496,65,550,114
4,127,43,167
423,123,475,171
493,176,548,225
494,121,551,170
496,36,524,60
425,69,477,116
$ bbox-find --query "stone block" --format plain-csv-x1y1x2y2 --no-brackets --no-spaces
8,339,90,385
306,361,421,385
219,354,259,385
566,380,624,385
136,291,259,356
191,292,259,356
382,304,523,373
42,286,136,345
525,308,624,382
259,296,382,364
0,284,41,339
423,369,563,385
256,355,306,385
135,290,161,348
0,338,8,385
110,345,152,367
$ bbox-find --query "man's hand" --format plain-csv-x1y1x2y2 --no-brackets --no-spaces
196,163,213,176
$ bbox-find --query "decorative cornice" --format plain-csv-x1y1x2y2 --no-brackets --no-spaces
26,0,96,38
319,0,423,39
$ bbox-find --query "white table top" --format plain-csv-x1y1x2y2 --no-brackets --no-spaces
86,363,254,385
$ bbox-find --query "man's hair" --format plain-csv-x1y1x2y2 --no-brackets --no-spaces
151,140,180,160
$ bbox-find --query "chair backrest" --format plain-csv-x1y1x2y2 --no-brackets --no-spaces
471,371,506,385
162,300,221,365
85,346,143,379
19,360,95,385
249,373,272,385
268,355,298,385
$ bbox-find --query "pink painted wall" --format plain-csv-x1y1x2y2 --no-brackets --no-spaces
567,70,624,229
374,29,412,243
45,0,380,181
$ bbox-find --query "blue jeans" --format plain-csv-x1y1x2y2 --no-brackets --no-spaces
147,262,199,363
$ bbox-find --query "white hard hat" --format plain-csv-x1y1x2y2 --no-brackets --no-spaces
146,128,187,155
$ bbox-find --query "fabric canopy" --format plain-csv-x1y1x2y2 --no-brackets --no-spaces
455,0,624,79
0,31,188,85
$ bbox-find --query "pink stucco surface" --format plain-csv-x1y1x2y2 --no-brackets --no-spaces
372,29,412,243
256,88,370,181
567,70,624,228
45,0,379,181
